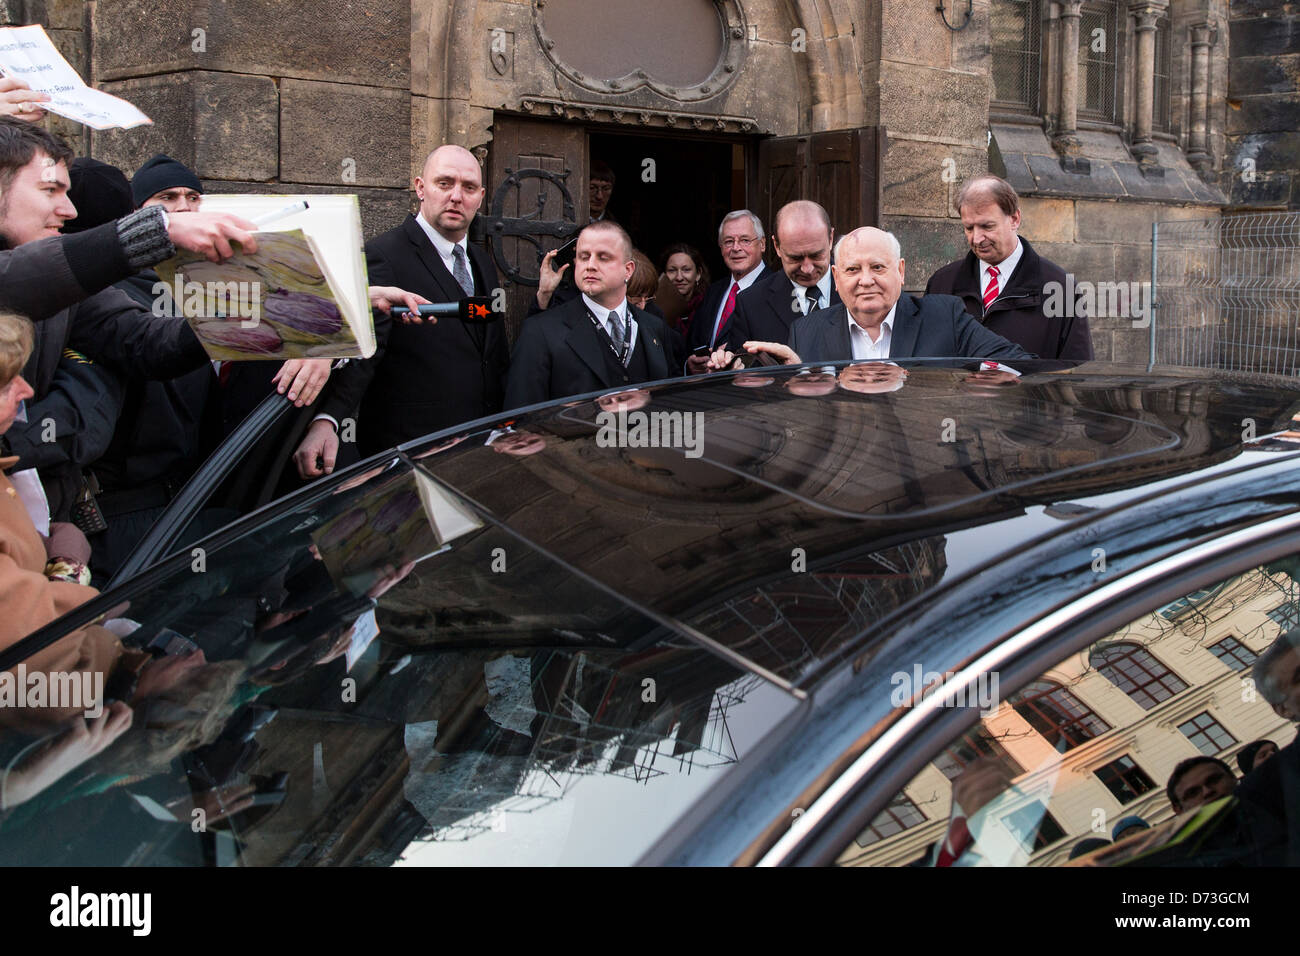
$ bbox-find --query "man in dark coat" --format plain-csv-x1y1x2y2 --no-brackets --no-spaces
682,210,771,373
925,175,1092,361
722,200,841,356
295,144,510,472
505,221,676,409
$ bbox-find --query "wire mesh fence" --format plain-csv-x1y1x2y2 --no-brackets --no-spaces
1152,212,1300,377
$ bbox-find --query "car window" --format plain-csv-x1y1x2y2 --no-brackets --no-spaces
834,553,1300,866
0,451,798,866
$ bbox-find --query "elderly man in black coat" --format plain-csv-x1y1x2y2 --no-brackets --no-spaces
925,175,1092,361
709,227,1032,368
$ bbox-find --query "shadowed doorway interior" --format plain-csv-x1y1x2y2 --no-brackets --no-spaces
587,131,742,284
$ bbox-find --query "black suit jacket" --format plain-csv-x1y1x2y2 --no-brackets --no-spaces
788,294,1035,363
725,269,840,352
683,264,773,354
924,238,1093,360
319,216,510,455
504,296,676,410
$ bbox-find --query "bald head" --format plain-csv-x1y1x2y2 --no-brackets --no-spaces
422,145,477,178
416,144,485,241
832,227,906,329
772,200,834,288
835,227,901,264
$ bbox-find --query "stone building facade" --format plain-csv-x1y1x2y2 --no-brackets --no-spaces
7,0,1294,359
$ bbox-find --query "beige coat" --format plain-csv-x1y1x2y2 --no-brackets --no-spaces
0,455,122,729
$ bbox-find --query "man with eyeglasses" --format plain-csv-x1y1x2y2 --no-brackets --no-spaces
683,209,771,374
589,160,617,224
721,200,840,354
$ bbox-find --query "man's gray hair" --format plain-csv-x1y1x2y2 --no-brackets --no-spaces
717,209,765,243
1252,626,1300,705
833,227,901,263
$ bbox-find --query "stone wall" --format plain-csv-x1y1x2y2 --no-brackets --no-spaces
83,0,414,238
874,0,992,291
1017,196,1218,362
1227,0,1300,208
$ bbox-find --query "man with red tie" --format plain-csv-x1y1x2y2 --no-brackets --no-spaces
683,210,770,374
925,175,1092,361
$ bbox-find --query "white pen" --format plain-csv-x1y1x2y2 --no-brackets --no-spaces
251,200,310,228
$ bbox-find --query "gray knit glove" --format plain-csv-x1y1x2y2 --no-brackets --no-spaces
116,205,176,271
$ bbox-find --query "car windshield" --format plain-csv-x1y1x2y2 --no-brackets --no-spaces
3,362,1297,865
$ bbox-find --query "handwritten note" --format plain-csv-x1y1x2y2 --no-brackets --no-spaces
0,24,151,130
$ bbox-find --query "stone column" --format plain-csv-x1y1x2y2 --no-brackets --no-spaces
1044,2,1061,132
1053,0,1083,158
1187,21,1215,173
1129,3,1161,164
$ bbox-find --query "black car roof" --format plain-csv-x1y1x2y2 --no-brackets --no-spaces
391,360,1300,692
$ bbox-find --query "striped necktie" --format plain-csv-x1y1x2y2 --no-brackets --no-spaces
982,265,1000,312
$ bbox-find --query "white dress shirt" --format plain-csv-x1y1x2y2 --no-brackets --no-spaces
978,239,1023,309
581,292,638,356
794,271,835,315
415,211,474,293
847,304,897,361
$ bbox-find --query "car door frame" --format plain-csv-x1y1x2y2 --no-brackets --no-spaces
762,509,1300,866
107,392,297,586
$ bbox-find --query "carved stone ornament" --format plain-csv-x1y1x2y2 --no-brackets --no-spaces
533,0,746,102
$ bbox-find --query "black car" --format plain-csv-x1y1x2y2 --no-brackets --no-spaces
2,360,1298,867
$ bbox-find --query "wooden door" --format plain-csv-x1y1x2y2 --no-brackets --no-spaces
479,116,587,341
753,127,884,252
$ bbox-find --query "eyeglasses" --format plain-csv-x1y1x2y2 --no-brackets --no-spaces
721,237,760,249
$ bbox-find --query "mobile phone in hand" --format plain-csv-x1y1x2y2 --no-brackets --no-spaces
552,235,579,272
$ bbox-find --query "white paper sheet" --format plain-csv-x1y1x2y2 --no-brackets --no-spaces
0,25,151,130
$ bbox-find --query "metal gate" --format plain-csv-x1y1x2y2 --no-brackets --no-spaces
1151,212,1300,377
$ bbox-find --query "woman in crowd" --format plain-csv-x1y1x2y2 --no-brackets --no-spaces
660,243,710,334
628,250,664,316
630,251,688,369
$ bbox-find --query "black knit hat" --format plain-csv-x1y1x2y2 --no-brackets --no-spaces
130,153,202,208
63,157,133,233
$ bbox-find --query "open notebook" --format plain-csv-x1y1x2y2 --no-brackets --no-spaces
155,194,373,360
